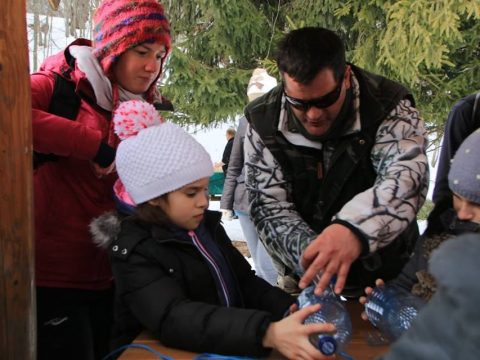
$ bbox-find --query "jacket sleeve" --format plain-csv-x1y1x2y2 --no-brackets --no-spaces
31,71,103,160
244,124,318,272
432,95,479,203
220,118,247,211
221,139,234,166
333,99,429,253
112,241,276,357
220,119,244,210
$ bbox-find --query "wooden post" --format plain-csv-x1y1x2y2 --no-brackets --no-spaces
0,0,36,359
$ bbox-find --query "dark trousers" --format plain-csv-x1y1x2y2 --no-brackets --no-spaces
37,286,114,360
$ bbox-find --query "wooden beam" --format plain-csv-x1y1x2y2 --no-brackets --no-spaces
0,0,36,359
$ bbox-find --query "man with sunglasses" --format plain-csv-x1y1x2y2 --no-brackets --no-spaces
244,27,429,297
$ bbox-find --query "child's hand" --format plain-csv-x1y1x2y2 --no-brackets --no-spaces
359,278,384,321
288,302,299,315
92,161,116,178
263,304,336,360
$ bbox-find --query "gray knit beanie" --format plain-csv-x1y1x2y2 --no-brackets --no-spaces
115,104,213,204
448,128,480,204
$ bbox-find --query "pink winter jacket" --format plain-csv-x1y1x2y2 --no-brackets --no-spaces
31,39,118,290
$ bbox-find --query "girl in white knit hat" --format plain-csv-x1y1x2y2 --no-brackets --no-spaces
91,100,335,359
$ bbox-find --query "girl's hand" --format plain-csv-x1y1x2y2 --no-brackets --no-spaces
263,304,336,360
92,161,116,178
359,278,384,321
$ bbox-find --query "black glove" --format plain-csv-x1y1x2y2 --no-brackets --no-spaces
93,142,115,168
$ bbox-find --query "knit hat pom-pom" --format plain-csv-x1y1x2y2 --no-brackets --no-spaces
114,100,164,140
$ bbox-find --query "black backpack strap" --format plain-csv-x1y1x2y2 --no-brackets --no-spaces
34,56,81,169
48,47,80,119
48,73,81,120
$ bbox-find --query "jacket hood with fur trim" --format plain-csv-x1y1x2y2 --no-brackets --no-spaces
90,212,122,249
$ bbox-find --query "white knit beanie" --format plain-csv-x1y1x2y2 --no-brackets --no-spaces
114,101,213,204
247,68,278,101
448,128,480,204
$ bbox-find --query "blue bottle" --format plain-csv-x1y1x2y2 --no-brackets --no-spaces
364,284,425,341
296,284,352,355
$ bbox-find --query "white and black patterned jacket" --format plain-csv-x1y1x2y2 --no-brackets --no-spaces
244,66,429,285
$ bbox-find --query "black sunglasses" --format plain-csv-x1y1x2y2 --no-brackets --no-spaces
284,78,343,111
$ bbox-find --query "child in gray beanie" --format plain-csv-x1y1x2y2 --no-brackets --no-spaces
448,128,480,210
360,129,480,317
91,100,336,359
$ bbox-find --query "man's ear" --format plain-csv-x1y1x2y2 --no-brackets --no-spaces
344,65,352,90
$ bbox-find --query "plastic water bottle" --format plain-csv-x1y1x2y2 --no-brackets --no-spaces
296,284,352,355
364,284,426,341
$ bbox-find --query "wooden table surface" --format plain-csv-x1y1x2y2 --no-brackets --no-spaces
119,301,389,360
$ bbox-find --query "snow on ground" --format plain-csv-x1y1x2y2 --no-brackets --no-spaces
208,201,255,267
208,200,244,241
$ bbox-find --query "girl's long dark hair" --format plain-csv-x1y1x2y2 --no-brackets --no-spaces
131,195,171,226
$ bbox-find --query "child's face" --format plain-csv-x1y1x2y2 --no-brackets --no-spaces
113,41,167,94
453,193,480,223
152,178,210,230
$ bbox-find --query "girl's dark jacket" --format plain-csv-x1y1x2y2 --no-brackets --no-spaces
91,210,294,357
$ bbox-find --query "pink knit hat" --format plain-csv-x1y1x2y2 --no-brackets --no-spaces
92,0,171,76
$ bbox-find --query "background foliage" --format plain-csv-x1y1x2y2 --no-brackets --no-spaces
29,0,480,142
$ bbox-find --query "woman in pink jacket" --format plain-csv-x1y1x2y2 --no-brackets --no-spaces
30,1,171,358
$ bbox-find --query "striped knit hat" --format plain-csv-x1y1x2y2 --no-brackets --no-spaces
92,0,171,76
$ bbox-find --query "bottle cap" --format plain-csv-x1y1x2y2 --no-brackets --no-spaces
317,335,337,355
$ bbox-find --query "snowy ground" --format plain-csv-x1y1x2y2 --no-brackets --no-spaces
209,200,244,241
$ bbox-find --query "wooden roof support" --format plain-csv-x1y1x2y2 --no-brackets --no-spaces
0,0,36,359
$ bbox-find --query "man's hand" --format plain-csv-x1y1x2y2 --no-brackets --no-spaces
299,223,362,295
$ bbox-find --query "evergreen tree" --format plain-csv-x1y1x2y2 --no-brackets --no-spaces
30,0,480,140
161,0,480,143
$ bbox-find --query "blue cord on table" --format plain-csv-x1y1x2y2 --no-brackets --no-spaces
194,354,257,360
194,351,355,360
339,350,356,360
101,343,174,360
101,343,355,360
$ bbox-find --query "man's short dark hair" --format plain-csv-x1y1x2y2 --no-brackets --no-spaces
276,27,346,84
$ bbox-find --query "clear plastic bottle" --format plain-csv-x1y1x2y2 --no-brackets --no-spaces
297,284,352,355
364,284,426,341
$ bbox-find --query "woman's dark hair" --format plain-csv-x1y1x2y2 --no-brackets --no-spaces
276,27,346,84
132,195,171,226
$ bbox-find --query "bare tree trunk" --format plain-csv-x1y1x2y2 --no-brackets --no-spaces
0,0,36,359
32,4,39,71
